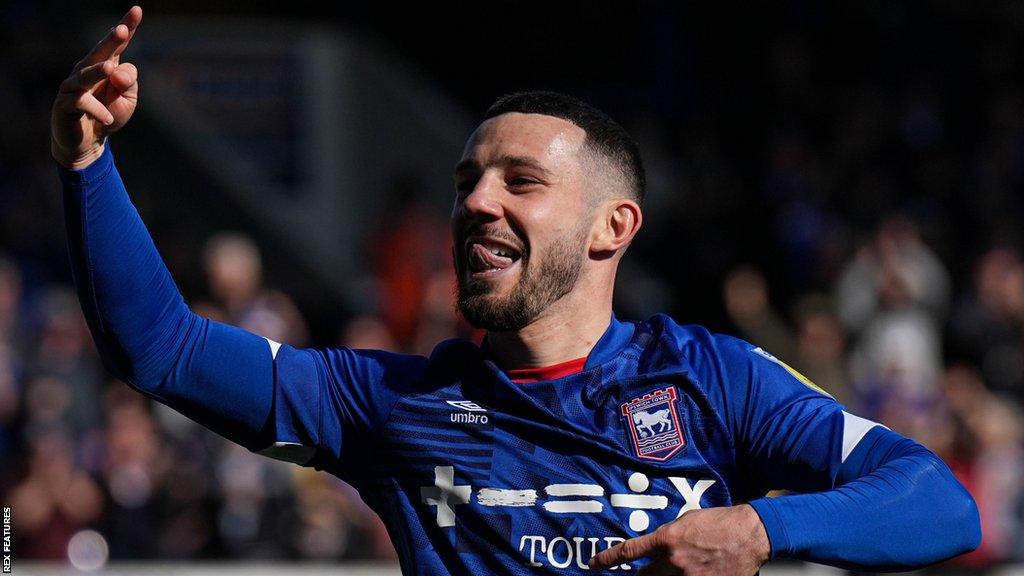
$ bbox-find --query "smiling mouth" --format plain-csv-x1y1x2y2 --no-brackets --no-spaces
466,238,523,276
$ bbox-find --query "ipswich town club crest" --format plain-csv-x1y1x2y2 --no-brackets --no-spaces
621,387,685,461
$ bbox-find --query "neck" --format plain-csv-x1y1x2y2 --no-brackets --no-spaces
486,274,614,369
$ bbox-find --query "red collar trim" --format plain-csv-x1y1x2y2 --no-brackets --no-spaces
506,357,588,383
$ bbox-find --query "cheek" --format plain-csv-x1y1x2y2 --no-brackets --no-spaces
517,199,580,239
450,207,473,244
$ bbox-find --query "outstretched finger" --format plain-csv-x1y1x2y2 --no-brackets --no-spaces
110,6,142,60
589,533,660,570
59,60,113,94
81,6,143,67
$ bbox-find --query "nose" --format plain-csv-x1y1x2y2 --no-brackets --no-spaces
459,174,503,221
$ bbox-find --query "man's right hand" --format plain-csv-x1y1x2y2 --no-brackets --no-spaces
51,6,142,170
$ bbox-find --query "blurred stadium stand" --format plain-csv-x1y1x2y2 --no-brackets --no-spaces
130,16,474,307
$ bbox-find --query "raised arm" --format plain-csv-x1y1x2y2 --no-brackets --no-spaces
52,7,275,449
51,10,423,473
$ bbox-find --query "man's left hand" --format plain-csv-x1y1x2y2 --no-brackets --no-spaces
588,504,770,575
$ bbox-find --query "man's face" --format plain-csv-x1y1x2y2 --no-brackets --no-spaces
451,113,593,332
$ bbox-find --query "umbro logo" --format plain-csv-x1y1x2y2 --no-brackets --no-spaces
446,400,488,412
446,400,490,424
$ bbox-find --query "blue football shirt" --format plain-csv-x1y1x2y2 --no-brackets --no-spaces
261,315,868,574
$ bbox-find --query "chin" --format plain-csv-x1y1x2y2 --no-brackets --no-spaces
456,291,531,333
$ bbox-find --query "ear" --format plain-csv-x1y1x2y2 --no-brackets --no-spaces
590,199,643,253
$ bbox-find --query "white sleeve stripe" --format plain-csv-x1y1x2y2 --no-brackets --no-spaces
257,441,316,465
841,411,884,463
265,337,282,360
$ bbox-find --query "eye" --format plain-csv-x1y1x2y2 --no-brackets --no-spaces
507,177,539,189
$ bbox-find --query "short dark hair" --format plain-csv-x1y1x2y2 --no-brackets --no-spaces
483,91,646,204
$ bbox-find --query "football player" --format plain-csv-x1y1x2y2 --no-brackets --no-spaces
52,7,979,574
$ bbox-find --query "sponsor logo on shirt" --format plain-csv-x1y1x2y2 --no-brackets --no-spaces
447,399,490,424
419,465,716,571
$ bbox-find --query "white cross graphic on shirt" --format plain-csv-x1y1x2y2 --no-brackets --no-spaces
420,466,471,528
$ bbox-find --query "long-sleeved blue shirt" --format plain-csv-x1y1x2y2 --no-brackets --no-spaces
60,146,980,574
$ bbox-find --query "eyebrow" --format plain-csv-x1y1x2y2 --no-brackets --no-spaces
454,155,554,178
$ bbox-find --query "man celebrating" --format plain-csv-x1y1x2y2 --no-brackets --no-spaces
53,7,979,575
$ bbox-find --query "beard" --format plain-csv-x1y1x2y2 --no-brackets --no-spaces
456,223,589,332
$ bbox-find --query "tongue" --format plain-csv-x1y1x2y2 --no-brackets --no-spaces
470,244,514,271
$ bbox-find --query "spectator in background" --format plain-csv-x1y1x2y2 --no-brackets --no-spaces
154,416,218,559
724,268,851,404
411,270,479,356
370,177,454,348
722,265,794,361
0,257,24,458
214,442,293,559
939,364,990,468
0,343,18,460
340,314,399,351
289,469,393,561
99,386,168,559
836,216,951,332
201,232,309,347
0,256,26,348
791,295,850,405
22,376,73,438
966,396,1024,563
949,246,1024,403
25,287,102,436
837,217,949,416
7,430,103,559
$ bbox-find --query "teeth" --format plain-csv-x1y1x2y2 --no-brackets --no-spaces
489,247,513,258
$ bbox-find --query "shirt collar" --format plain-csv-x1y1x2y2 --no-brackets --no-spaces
481,313,635,373
584,313,635,369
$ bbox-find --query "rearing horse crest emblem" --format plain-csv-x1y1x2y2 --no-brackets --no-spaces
621,386,685,461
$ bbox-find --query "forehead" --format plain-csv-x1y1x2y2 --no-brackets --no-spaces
459,113,588,168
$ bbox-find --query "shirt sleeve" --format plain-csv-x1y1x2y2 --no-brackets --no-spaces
260,343,426,482
690,331,980,570
59,146,418,474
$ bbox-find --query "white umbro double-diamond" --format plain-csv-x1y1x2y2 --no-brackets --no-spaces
446,400,488,412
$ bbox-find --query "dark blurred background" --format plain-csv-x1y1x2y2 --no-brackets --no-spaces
1,0,1023,571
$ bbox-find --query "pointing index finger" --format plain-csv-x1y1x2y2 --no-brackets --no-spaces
589,532,661,570
81,6,143,67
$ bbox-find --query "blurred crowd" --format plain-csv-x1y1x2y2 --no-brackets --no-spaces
0,236,403,561
2,0,1024,571
722,233,1024,567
